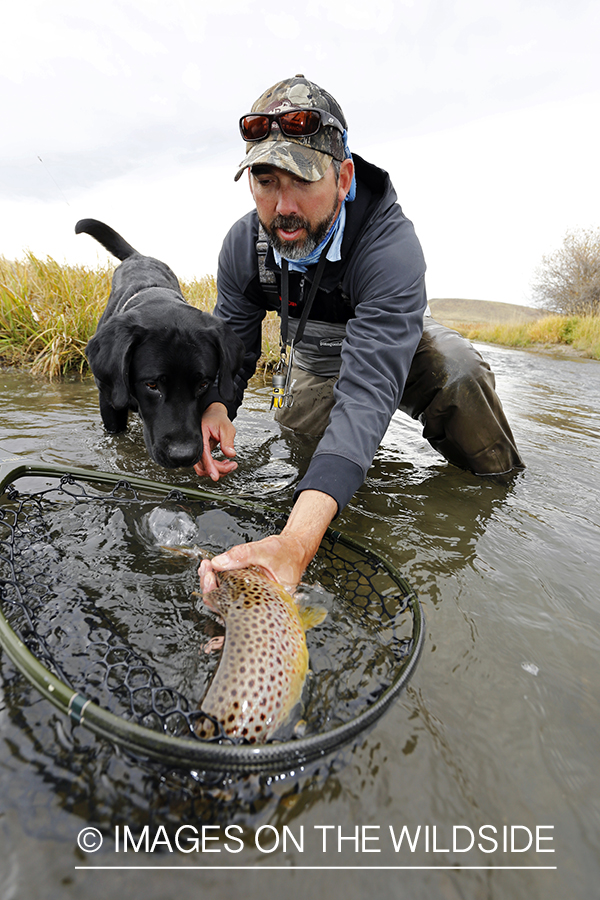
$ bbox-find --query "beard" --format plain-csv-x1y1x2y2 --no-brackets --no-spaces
260,198,340,260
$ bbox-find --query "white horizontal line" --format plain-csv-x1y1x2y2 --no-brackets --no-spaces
75,865,558,871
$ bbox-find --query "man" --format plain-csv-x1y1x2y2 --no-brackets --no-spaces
196,75,524,590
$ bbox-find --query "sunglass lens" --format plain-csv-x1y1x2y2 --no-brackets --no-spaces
241,115,270,141
279,110,321,136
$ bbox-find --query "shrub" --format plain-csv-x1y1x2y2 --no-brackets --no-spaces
531,228,600,316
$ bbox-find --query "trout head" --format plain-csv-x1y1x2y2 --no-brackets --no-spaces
202,565,279,618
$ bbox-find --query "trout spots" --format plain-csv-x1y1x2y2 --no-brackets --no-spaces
197,565,322,743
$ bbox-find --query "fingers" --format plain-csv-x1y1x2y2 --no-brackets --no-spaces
198,558,220,594
216,418,237,459
211,543,255,568
193,451,238,482
202,635,225,654
195,405,238,481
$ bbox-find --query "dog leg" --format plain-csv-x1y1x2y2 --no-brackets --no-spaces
99,394,129,433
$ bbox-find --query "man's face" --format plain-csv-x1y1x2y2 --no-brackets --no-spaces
249,161,349,259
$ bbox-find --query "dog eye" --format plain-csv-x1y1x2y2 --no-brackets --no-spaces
146,381,159,391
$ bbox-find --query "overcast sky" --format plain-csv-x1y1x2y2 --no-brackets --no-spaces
1,0,599,305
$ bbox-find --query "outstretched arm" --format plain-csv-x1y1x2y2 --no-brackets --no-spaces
199,489,338,590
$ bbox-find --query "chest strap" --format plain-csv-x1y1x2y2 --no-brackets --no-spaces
256,224,280,299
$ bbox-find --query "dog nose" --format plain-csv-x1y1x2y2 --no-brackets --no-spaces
163,441,202,469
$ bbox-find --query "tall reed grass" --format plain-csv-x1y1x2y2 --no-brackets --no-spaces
1,255,599,378
0,253,111,377
0,255,223,378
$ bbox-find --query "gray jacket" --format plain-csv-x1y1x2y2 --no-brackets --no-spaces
212,154,427,512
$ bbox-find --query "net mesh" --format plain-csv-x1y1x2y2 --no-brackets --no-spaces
0,472,420,756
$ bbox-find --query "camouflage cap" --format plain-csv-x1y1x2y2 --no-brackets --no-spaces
234,74,347,182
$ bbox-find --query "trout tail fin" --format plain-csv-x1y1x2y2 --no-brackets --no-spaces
160,545,212,559
298,603,328,631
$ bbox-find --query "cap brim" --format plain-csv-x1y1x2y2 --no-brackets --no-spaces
234,138,333,182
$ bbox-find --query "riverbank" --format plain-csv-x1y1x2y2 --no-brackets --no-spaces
447,316,600,360
429,297,600,360
1,254,598,378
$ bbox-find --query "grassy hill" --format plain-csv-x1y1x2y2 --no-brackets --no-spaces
428,298,547,327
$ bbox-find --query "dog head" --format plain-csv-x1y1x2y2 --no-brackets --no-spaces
85,297,245,468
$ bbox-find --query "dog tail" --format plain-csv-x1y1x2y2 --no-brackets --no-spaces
75,219,138,261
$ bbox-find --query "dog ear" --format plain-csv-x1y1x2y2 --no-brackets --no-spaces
85,317,140,410
210,320,246,403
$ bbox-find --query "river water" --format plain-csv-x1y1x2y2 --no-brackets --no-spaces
0,343,599,900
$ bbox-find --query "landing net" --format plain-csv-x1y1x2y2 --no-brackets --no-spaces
0,462,423,774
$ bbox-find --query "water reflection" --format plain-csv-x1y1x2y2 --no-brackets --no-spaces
344,435,522,607
0,669,363,845
0,351,600,898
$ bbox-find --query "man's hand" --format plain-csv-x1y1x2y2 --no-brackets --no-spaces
198,489,338,591
199,533,308,593
194,402,237,482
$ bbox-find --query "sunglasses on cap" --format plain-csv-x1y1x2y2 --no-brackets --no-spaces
239,108,344,142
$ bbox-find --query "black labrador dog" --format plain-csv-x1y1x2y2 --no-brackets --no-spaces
78,218,245,469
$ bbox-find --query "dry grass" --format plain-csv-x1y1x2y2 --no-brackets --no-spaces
2,256,598,378
428,297,546,326
256,311,281,376
457,314,600,359
180,274,218,311
0,254,282,378
0,253,112,377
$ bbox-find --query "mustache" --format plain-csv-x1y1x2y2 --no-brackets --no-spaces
269,215,309,233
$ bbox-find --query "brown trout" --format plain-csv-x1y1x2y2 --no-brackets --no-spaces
196,566,327,743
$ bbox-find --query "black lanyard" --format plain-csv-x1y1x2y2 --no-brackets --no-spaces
271,233,336,411
279,230,336,354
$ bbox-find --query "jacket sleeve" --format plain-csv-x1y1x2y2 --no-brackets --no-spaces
295,202,427,513
205,212,267,419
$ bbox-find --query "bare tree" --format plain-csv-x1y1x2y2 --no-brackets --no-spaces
532,228,600,315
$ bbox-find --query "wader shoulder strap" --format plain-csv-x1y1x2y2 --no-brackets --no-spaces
256,224,280,300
